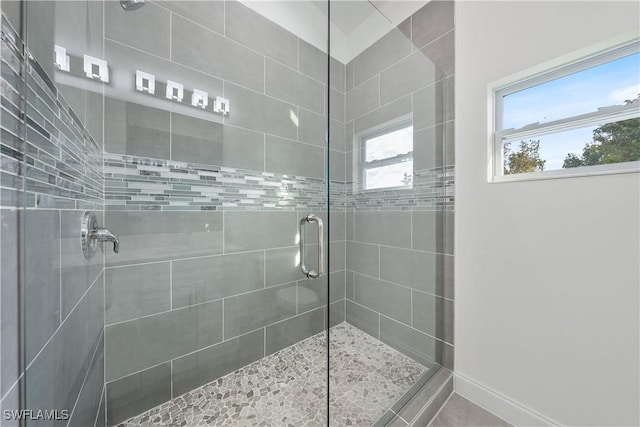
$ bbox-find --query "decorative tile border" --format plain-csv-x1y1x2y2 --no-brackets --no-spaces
0,17,104,210
104,152,454,212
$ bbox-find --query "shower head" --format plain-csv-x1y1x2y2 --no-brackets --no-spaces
120,0,145,11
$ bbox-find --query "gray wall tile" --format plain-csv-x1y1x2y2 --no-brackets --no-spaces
298,39,327,83
421,31,455,77
224,211,297,253
380,49,442,106
353,26,411,87
412,211,444,253
170,113,223,165
172,251,265,308
330,57,346,94
106,363,171,425
411,1,454,49
346,241,379,277
104,98,170,159
329,88,346,122
172,329,263,397
353,95,412,135
156,1,224,35
380,316,438,367
1,210,20,396
330,149,346,182
26,1,55,80
224,283,297,339
68,337,104,427
266,59,324,114
265,135,325,179
105,263,171,325
412,291,453,343
220,125,266,171
445,120,455,166
224,82,297,140
380,246,440,295
105,0,170,58
105,301,222,381
298,108,327,148
413,81,444,131
329,300,345,327
24,209,60,365
61,210,103,319
346,76,379,122
330,241,346,272
353,273,411,325
354,211,411,248
346,61,354,92
329,119,346,152
265,308,324,355
298,277,328,313
225,0,298,69
105,211,223,266
414,125,444,170
266,246,306,287
172,14,264,91
346,300,379,339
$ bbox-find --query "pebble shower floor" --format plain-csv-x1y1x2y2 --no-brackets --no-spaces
118,323,428,426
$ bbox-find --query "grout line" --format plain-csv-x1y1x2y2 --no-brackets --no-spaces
169,261,173,310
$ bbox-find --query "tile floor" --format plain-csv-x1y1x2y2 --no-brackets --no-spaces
428,394,512,427
118,322,428,426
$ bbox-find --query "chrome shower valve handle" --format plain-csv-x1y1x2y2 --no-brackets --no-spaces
81,211,120,259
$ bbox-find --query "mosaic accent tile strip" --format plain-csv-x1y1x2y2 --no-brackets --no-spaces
0,17,104,209
104,152,454,212
119,322,429,427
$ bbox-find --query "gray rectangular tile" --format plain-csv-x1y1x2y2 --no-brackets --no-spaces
24,209,60,365
414,125,444,170
105,302,221,381
330,149,346,182
346,270,354,300
26,1,55,80
380,246,444,296
444,76,455,122
1,210,20,396
106,363,171,425
224,211,297,253
347,76,379,122
171,113,223,165
298,38,327,83
346,241,379,277
345,300,378,339
429,394,512,427
105,211,223,266
330,270,346,302
298,276,327,313
225,0,298,69
353,273,411,325
380,316,438,367
346,60,354,92
380,49,442,106
329,119,346,152
420,31,454,77
68,336,104,427
266,246,306,287
412,291,453,344
329,300,345,327
172,14,264,91
353,95,412,135
413,375,454,425
105,0,170,58
172,329,263,397
353,26,411,87
86,273,105,357
172,251,264,308
413,81,445,131
329,88,345,122
396,367,452,424
224,82,297,140
224,283,297,339
444,211,454,255
445,120,454,167
220,125,266,171
265,308,324,355
330,56,346,94
156,1,224,35
354,211,411,248
298,108,327,148
412,211,444,253
265,135,325,179
105,263,171,325
266,59,324,114
104,98,170,159
411,1,454,49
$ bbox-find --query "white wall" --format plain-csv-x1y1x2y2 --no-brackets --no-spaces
455,2,640,426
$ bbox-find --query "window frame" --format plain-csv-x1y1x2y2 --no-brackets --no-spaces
357,116,414,192
490,37,640,183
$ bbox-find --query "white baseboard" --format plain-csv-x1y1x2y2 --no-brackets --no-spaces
454,373,561,427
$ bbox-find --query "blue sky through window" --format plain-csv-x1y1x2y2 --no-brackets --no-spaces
502,52,640,171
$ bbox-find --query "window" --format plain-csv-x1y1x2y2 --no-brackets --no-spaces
491,40,640,181
358,119,413,190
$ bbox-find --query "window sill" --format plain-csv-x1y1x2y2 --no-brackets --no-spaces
490,161,640,183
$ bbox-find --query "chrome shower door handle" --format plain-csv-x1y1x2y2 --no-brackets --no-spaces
299,213,324,279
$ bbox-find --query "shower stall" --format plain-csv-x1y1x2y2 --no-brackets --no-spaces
0,0,454,425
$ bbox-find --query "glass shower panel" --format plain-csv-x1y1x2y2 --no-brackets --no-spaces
12,0,331,426
329,1,453,424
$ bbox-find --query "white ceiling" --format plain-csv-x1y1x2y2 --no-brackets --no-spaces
241,0,429,64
